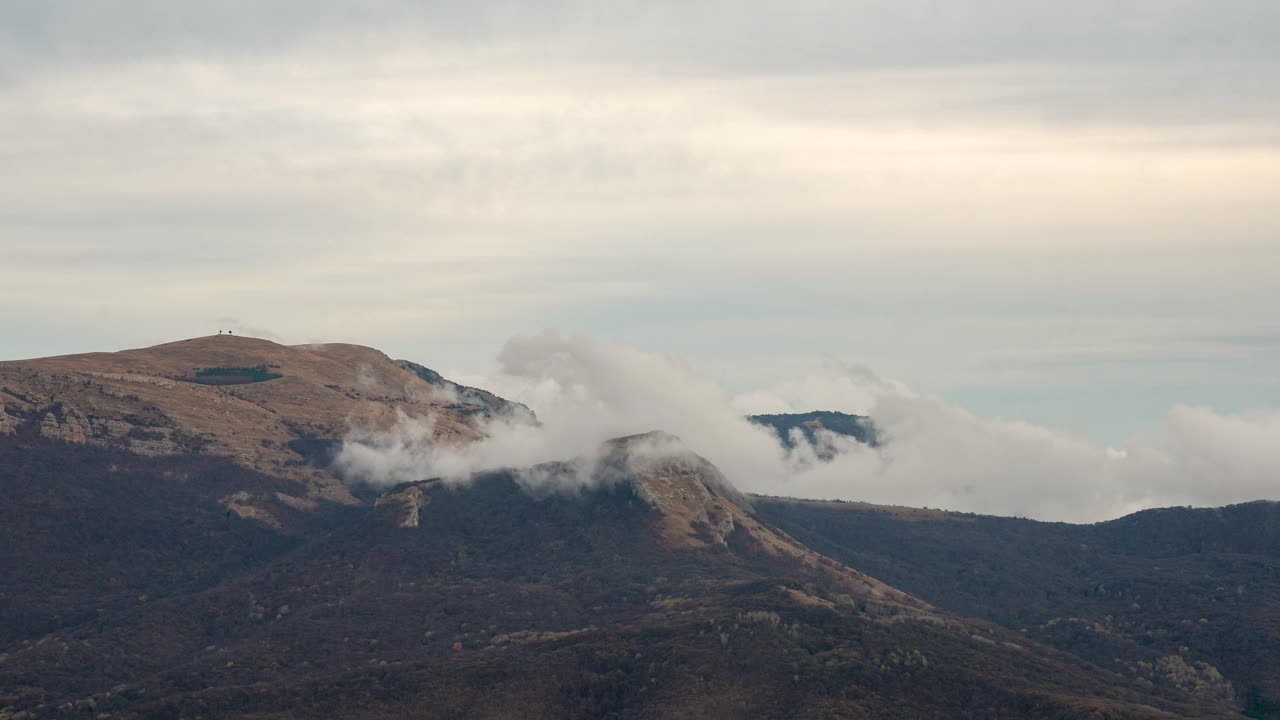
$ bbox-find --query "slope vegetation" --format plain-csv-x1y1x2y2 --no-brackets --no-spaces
0,433,1231,719
756,497,1280,716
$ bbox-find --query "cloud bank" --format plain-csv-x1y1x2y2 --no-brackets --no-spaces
336,331,1280,523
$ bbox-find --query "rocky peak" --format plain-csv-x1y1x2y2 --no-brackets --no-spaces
375,480,438,528
594,431,751,542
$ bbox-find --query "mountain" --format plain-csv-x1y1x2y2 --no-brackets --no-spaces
749,411,876,456
0,434,1227,719
755,497,1280,717
0,335,529,528
0,338,1258,718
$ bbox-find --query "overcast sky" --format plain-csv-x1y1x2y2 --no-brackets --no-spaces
3,1,1279,447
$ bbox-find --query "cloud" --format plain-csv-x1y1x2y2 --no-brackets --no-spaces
336,331,1280,523
8,2,1280,74
338,330,792,490
732,358,914,415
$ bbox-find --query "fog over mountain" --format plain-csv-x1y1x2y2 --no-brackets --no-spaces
337,330,1280,522
3,333,1277,717
5,3,1280,717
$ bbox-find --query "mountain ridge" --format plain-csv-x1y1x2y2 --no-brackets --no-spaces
754,495,1280,714
0,336,1261,718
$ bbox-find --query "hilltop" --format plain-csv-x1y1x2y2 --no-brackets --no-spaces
749,410,876,452
0,335,527,526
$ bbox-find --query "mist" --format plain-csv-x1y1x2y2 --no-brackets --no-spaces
336,330,1280,522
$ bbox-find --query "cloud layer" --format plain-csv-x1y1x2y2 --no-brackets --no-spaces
337,331,1280,523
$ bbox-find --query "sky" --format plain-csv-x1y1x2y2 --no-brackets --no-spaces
2,3,1279,509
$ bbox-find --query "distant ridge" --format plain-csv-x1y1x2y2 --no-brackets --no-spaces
749,410,876,458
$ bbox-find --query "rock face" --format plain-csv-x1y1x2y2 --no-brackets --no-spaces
375,482,433,527
603,431,927,610
0,335,530,524
395,360,534,422
592,431,754,549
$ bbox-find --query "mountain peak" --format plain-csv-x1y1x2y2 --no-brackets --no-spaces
0,335,524,527
599,429,752,521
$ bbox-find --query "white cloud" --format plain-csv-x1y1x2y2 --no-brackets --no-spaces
731,358,915,415
336,332,1280,523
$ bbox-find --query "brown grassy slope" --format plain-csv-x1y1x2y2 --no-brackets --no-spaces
0,335,506,522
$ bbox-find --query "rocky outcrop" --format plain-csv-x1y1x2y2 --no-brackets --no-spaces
1,386,33,435
596,431,750,548
220,491,283,528
37,404,187,456
1137,655,1234,705
375,483,433,527
394,360,535,423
